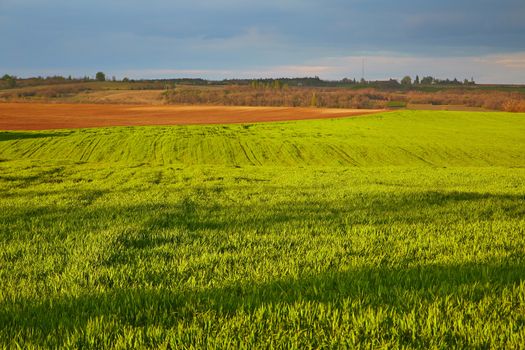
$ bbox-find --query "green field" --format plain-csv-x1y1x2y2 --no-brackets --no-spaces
1,110,524,348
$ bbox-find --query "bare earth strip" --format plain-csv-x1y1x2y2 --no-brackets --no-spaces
0,103,383,130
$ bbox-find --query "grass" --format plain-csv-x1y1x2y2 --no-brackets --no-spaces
386,101,407,108
1,110,524,167
0,110,524,348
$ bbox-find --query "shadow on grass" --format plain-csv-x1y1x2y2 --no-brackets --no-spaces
113,190,525,234
0,131,71,142
1,189,524,243
0,260,523,347
2,184,524,345
0,166,67,188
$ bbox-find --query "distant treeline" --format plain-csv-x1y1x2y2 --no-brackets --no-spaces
1,73,480,90
2,73,525,112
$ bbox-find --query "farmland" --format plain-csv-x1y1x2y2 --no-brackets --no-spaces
0,103,381,130
1,110,525,348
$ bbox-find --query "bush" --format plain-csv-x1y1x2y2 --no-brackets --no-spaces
2,74,16,88
387,101,407,108
502,100,525,112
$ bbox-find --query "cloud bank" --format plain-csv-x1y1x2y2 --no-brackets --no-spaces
1,0,524,82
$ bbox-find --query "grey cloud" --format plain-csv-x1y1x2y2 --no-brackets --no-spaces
1,0,524,82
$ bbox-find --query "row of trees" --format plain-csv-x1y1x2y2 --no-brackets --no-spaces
250,79,290,90
400,75,476,86
0,72,115,89
245,76,477,88
1,72,479,90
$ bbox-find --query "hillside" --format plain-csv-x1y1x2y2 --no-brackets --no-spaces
1,111,524,167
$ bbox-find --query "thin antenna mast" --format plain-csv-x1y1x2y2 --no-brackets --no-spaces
361,58,366,82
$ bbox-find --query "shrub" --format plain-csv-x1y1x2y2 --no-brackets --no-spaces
387,101,407,108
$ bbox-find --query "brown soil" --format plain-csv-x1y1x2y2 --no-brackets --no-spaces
0,103,383,130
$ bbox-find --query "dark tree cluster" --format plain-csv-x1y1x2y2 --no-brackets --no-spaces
1,74,17,88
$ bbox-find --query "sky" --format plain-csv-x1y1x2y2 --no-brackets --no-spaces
1,0,525,83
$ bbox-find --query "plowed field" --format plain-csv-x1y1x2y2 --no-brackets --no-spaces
0,103,382,130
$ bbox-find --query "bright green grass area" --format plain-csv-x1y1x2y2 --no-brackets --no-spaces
1,110,524,167
0,111,524,348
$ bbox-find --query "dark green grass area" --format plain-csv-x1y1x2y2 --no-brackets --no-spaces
1,111,525,348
